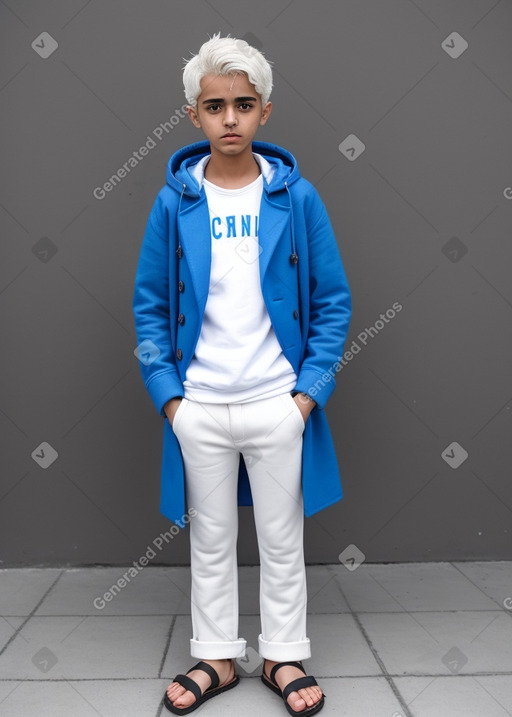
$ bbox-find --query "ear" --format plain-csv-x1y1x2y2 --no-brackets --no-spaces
186,105,201,128
259,101,272,126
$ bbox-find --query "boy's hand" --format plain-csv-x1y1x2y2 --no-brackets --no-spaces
293,393,316,425
164,397,183,426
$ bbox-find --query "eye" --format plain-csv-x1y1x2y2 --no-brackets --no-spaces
239,103,253,110
207,104,221,112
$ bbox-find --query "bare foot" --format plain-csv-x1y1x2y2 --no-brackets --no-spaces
264,659,323,712
166,658,235,710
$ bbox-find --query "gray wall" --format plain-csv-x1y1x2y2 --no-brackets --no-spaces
1,0,511,566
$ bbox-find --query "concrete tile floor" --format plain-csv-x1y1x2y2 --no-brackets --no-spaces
0,562,511,716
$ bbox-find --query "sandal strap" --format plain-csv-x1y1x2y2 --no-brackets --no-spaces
282,675,318,703
171,659,221,702
188,660,220,691
171,674,203,701
270,660,305,685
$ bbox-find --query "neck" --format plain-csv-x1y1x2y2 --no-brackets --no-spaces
205,144,259,185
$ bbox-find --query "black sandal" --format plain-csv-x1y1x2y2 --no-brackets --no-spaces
261,660,325,716
164,659,240,714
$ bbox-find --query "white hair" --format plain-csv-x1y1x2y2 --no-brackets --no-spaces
182,32,273,110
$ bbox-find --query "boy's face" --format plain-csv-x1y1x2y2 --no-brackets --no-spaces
186,72,272,157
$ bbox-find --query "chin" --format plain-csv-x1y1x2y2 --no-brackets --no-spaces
219,144,246,153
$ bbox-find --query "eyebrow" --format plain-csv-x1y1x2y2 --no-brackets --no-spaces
201,96,258,105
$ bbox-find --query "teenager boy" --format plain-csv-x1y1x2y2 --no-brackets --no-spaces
133,33,352,715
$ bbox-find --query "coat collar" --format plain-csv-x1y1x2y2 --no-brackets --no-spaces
166,139,301,198
188,151,276,192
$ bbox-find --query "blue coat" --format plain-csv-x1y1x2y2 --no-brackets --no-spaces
132,140,352,526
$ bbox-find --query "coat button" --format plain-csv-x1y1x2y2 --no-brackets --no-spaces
289,253,298,265
176,246,183,259
293,310,299,319
176,348,183,360
178,280,185,292
178,313,185,326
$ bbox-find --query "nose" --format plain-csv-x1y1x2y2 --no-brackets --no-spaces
224,106,237,126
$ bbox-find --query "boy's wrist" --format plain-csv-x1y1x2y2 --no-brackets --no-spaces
163,396,182,412
292,391,316,406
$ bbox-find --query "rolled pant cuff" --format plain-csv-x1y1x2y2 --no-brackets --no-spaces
190,638,247,659
258,634,311,661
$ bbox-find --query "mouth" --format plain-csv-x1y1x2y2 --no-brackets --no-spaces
221,133,241,139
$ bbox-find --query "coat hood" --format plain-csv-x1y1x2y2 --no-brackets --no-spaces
166,139,301,198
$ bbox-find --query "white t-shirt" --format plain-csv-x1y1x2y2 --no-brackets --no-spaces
182,154,297,403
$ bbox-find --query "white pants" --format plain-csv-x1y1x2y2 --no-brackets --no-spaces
171,390,312,662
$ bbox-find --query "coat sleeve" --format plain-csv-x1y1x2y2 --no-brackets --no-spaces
132,190,183,416
293,185,352,410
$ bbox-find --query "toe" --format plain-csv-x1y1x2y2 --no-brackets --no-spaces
289,691,307,710
289,686,323,711
305,685,323,705
166,683,195,708
173,689,196,708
